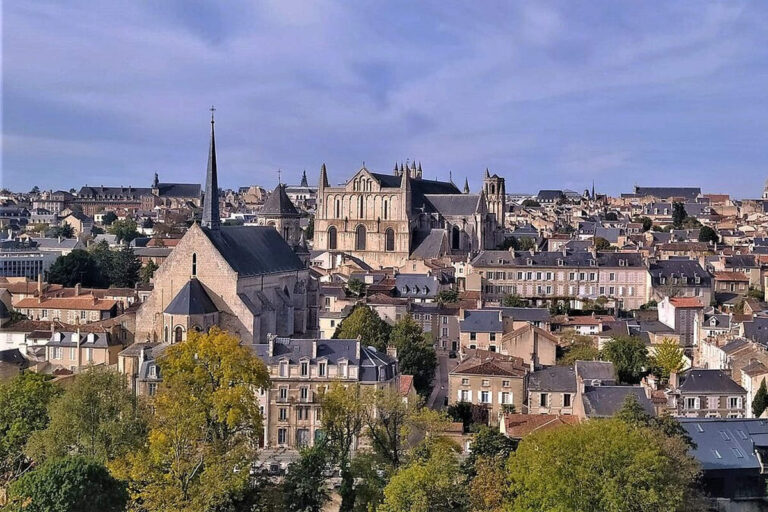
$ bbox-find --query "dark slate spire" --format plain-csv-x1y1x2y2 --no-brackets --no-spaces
152,172,159,188
592,180,596,200
319,163,329,189
261,183,299,217
463,177,470,194
202,106,220,230
300,170,308,187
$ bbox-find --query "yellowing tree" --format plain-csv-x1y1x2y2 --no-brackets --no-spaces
652,337,686,379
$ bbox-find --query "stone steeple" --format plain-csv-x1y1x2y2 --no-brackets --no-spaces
202,107,220,230
300,170,309,188
463,177,470,194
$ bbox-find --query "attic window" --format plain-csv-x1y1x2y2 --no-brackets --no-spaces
732,448,744,458
719,430,730,441
557,259,563,266
618,259,625,267
695,423,704,433
526,258,533,266
712,449,722,459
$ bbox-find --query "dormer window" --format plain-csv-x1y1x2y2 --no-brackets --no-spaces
694,275,701,284
339,362,348,378
300,360,309,377
618,259,625,267
660,277,667,285
148,364,157,379
557,259,563,266
279,360,288,377
526,258,533,266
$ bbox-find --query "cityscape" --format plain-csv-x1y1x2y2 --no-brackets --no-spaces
3,2,768,512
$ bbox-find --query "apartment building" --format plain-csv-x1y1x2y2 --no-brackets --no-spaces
668,369,747,419
467,249,649,310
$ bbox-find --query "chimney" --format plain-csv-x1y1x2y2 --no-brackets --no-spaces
312,340,317,359
356,336,361,360
562,246,567,257
267,333,275,357
37,273,43,297
140,346,145,363
75,283,81,296
668,371,679,389
75,329,82,368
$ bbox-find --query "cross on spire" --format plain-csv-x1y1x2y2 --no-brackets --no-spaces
277,169,282,185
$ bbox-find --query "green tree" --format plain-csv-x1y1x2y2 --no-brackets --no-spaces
109,218,139,244
46,250,103,287
320,382,366,512
51,222,74,239
753,378,768,418
521,199,540,207
140,260,159,284
651,337,686,379
436,289,459,305
109,246,141,287
698,225,719,244
614,393,695,449
558,332,599,366
390,315,436,396
0,373,61,490
333,304,391,351
600,335,648,384
505,419,699,512
461,426,516,478
502,294,526,307
516,237,535,251
672,202,687,229
380,441,467,512
636,216,652,232
29,186,40,195
5,456,128,512
282,442,331,512
102,211,118,226
346,278,366,297
593,236,611,251
26,367,148,464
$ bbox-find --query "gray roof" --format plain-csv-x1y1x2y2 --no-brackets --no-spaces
575,360,616,382
537,190,564,201
649,259,711,286
47,331,117,348
471,250,644,268
78,186,150,199
423,194,482,216
680,418,768,471
164,279,218,315
581,386,655,418
459,310,502,333
261,184,299,217
744,318,768,346
202,225,304,276
31,238,82,250
497,307,551,324
527,365,576,392
410,229,448,260
634,187,701,200
0,300,9,320
678,369,747,395
156,182,201,198
394,274,440,299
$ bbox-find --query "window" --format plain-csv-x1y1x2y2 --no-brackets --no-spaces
460,390,470,402
563,393,571,407
461,378,469,385
41,309,48,319
318,362,326,377
729,397,740,409
148,364,157,378
490,332,496,341
383,200,388,220
164,326,169,343
501,392,512,404
540,393,548,407
481,391,491,403
278,428,288,445
482,379,490,387
147,383,157,396
192,253,197,276
300,361,309,377
279,361,288,377
300,387,309,401
502,380,510,387
609,272,615,281
385,228,395,252
355,225,366,251
441,327,448,337
86,348,93,362
80,310,87,320
69,347,76,360
470,332,477,341
328,226,337,250
174,326,183,343
278,387,288,401
339,362,348,377
278,408,288,421
686,397,698,409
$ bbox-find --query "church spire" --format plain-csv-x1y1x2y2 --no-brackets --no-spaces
300,170,308,187
463,177,470,194
591,180,595,200
319,163,329,189
202,106,220,230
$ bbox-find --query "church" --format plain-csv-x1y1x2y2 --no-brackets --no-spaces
135,111,314,344
314,162,506,268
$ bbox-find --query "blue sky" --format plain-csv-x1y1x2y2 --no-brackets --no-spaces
3,1,767,197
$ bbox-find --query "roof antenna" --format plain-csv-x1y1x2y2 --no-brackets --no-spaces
277,169,282,185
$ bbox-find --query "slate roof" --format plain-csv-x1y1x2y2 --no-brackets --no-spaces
394,274,440,299
498,307,551,324
260,184,299,216
575,360,616,382
202,225,304,276
470,250,645,268
164,279,218,315
527,365,576,392
648,259,711,286
423,194,482,216
743,317,768,346
0,301,9,320
47,331,118,348
459,310,502,332
680,418,768,471
156,182,201,198
410,229,448,260
581,386,655,418
634,187,701,200
741,361,768,378
537,190,564,201
366,173,461,213
678,369,747,395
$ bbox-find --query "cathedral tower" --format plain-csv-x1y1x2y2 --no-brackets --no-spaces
483,169,506,226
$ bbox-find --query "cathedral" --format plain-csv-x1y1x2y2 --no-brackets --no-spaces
314,162,506,268
135,112,314,344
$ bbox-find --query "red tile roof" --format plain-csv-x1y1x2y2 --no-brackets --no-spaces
16,295,117,311
714,271,749,282
399,375,414,397
669,297,704,308
503,413,580,438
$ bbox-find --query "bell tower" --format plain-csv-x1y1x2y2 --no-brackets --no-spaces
483,169,506,226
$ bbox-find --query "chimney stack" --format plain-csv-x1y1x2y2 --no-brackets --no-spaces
37,273,43,297
75,283,81,296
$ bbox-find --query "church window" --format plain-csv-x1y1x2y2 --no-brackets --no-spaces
452,226,460,250
328,227,337,250
192,253,197,276
355,225,366,251
174,326,184,343
358,196,364,218
383,200,388,220
164,325,169,343
385,228,395,252
335,199,340,218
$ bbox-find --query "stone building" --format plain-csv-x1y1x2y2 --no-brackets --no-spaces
257,183,302,249
135,112,314,344
314,162,505,268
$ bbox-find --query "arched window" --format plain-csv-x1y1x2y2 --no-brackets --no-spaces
164,325,169,343
328,226,337,250
174,326,183,343
192,253,197,276
385,228,395,252
335,199,340,218
358,196,364,218
452,226,461,250
383,200,388,220
355,225,366,251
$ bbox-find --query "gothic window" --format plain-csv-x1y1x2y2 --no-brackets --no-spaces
385,228,395,252
355,225,366,251
174,326,184,343
328,226,337,250
452,226,460,250
192,253,197,276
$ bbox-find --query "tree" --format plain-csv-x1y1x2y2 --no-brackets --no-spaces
282,443,331,512
51,222,74,239
380,441,467,512
468,456,507,512
320,382,366,512
389,316,437,396
109,218,139,244
593,236,611,251
114,328,270,511
521,199,540,207
753,378,768,418
557,333,599,366
109,246,141,287
505,419,699,512
614,394,695,449
102,211,118,226
502,294,526,307
0,373,61,490
29,186,40,195
672,202,687,229
461,426,516,478
447,402,488,434
698,225,719,244
140,260,159,284
651,337,686,379
600,335,648,384
346,278,366,297
26,367,148,464
5,456,128,512
516,237,535,251
635,216,652,232
436,289,459,305
333,304,391,352
364,387,414,468
47,250,103,287
304,216,314,240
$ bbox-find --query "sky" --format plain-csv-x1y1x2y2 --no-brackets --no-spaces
2,1,768,197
